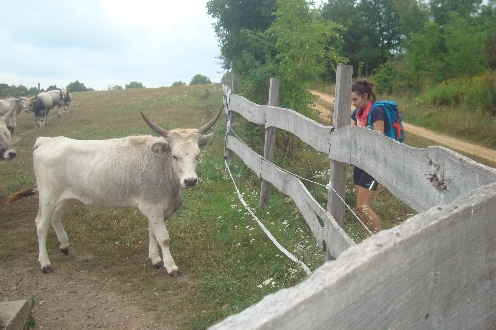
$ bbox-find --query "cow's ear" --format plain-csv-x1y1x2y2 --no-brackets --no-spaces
198,133,213,149
151,142,170,155
7,126,14,135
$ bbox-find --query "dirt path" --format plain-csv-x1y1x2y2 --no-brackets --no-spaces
310,90,496,164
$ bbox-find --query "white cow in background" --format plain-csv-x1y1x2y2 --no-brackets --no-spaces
0,106,17,160
47,89,66,118
59,88,72,116
7,106,223,276
0,97,27,127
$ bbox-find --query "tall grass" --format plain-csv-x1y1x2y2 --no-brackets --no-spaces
393,71,496,149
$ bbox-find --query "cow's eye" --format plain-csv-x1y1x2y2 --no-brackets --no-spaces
173,156,178,161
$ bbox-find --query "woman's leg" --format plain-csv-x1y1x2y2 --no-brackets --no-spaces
355,185,382,234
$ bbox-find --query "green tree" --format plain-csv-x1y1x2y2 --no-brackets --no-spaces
430,0,482,26
269,0,345,112
28,87,39,96
443,12,486,78
171,81,186,86
67,80,90,92
108,85,123,90
189,74,212,85
46,85,59,91
125,81,145,89
0,84,29,97
405,22,445,85
206,0,277,71
394,0,430,38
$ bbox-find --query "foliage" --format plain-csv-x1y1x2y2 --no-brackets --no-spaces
0,84,31,97
189,74,212,85
108,84,123,90
125,81,145,89
268,0,346,113
321,0,403,78
443,12,486,78
371,60,410,95
404,21,445,86
416,70,496,116
171,81,186,86
46,85,59,91
66,80,92,92
206,0,277,71
429,0,482,26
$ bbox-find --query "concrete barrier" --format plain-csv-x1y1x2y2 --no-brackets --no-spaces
0,300,29,330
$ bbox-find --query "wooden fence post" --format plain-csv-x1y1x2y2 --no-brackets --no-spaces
259,78,280,210
326,64,353,260
225,73,239,162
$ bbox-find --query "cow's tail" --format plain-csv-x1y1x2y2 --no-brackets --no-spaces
6,188,38,205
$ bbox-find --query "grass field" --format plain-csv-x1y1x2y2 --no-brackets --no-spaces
1,83,492,328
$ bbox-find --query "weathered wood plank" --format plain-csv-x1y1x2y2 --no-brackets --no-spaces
329,125,496,212
265,107,332,153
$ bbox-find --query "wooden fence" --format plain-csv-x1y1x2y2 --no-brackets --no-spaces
212,64,496,328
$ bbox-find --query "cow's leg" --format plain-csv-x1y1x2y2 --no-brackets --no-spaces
140,206,181,277
35,202,57,273
147,225,161,265
50,201,71,255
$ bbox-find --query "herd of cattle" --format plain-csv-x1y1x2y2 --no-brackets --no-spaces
0,88,72,161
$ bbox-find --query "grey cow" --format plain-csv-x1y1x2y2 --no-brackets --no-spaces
0,97,27,127
0,106,17,160
30,92,54,127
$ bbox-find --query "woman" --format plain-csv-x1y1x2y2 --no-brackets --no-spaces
350,79,384,234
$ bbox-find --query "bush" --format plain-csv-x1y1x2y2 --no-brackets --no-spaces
125,81,145,89
172,81,186,86
67,80,92,92
190,74,212,85
416,70,496,116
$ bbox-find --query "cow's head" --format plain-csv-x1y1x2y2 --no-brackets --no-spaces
0,107,16,160
20,96,36,113
141,106,223,187
14,97,26,111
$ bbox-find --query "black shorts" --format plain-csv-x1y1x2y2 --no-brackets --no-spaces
353,166,378,191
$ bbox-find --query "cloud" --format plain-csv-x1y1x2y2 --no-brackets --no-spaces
0,0,222,90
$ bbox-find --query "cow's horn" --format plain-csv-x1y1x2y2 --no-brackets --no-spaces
198,105,223,135
140,112,169,137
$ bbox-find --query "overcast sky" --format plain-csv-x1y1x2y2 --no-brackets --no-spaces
0,0,223,91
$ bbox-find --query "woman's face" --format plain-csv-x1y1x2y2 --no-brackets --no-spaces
351,92,369,109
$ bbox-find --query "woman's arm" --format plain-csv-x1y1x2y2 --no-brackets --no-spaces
373,120,385,134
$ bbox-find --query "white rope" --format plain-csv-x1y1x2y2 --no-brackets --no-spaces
224,158,312,276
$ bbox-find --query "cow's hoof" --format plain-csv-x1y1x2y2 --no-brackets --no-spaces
41,266,54,274
153,262,164,269
169,270,182,278
60,247,69,255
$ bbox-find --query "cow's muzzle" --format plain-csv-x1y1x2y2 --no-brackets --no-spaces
184,177,198,186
